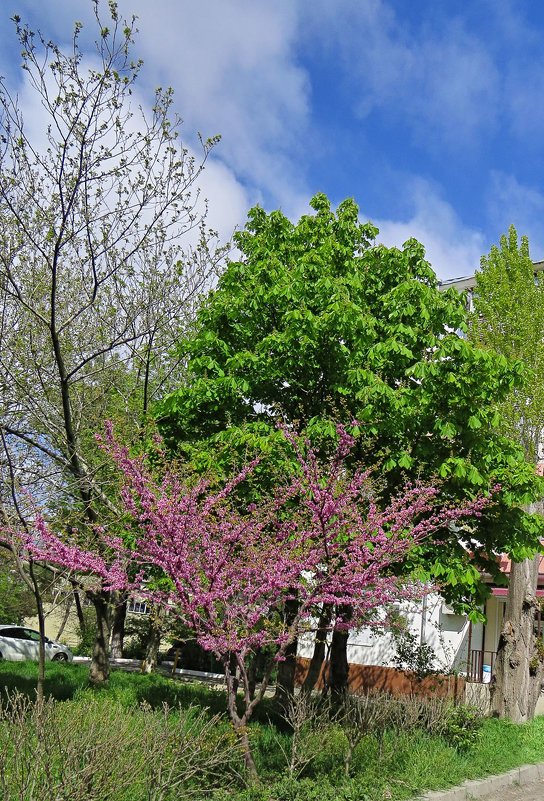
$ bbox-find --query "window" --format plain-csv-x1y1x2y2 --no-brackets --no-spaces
128,599,149,615
0,628,23,639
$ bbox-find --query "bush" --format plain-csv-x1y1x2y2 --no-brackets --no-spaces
441,704,484,750
0,662,535,800
0,691,241,801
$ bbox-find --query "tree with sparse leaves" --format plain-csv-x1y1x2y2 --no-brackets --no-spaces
0,2,222,683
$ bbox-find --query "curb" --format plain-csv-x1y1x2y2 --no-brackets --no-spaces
416,762,544,800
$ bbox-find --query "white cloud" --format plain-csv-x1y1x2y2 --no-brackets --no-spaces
195,156,251,243
121,0,311,207
367,180,486,280
7,0,542,283
4,0,312,223
485,172,544,261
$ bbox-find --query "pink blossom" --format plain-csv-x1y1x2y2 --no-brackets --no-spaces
2,422,494,742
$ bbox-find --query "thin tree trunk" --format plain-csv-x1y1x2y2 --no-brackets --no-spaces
273,598,299,715
302,603,332,693
491,554,544,721
73,587,85,630
28,560,46,706
0,432,47,703
223,652,279,784
247,646,265,701
109,592,127,659
142,603,165,674
89,592,111,684
55,593,73,641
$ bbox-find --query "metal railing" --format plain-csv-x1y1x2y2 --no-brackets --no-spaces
467,649,496,682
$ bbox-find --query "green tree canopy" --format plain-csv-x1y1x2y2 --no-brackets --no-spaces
158,194,544,607
470,225,544,462
469,226,544,721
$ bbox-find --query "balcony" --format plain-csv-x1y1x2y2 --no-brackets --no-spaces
467,649,496,682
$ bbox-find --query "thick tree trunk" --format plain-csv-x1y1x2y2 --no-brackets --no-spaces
238,726,259,783
328,605,352,699
491,555,544,722
89,592,111,684
273,597,299,715
109,592,127,659
301,603,332,693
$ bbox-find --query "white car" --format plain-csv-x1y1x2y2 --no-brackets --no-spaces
0,625,73,662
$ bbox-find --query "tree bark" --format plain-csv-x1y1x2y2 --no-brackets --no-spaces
273,597,299,715
142,603,165,674
247,646,266,701
490,554,544,722
274,637,297,714
301,603,332,693
328,605,352,699
28,560,46,706
109,592,127,659
89,592,111,684
73,588,85,631
55,593,73,641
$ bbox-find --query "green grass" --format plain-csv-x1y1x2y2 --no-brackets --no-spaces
0,659,278,719
1,661,544,801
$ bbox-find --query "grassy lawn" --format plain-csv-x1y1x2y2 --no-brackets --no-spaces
1,661,544,801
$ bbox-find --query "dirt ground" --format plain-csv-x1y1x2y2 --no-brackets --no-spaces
480,777,544,801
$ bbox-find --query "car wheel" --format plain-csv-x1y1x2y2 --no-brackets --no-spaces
52,653,68,662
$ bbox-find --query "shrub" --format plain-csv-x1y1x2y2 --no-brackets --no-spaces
0,691,241,801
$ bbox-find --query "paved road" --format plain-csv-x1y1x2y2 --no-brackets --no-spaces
480,778,544,801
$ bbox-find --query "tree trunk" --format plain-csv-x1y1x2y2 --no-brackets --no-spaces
237,726,259,783
142,603,165,674
491,555,544,721
73,588,85,631
109,592,127,659
328,605,352,699
55,593,73,641
89,592,111,684
273,598,299,715
274,638,297,714
302,603,332,693
247,646,266,701
28,560,46,706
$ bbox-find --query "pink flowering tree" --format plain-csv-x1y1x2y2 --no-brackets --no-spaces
12,423,490,778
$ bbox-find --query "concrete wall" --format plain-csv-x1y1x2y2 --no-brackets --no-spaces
483,595,505,655
25,603,80,647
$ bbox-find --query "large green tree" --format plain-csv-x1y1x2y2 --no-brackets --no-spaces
158,195,543,692
470,226,544,722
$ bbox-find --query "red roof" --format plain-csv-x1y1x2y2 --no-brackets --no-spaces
492,587,544,597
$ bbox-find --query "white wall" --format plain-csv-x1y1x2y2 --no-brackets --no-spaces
298,594,484,674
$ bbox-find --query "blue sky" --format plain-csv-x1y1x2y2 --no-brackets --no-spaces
1,0,543,279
